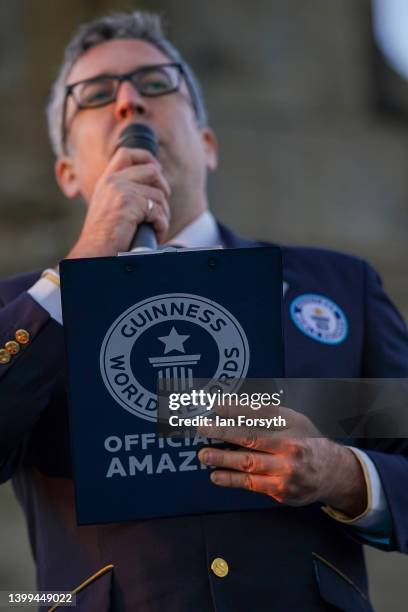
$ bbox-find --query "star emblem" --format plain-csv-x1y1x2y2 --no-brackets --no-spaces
158,326,190,354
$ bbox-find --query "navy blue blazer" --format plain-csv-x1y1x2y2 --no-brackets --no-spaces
0,224,407,612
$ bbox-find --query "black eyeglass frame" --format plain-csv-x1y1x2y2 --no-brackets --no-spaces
61,61,195,152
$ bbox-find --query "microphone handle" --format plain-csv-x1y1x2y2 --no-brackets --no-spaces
116,123,158,251
130,222,157,250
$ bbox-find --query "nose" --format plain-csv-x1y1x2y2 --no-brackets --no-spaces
114,80,147,121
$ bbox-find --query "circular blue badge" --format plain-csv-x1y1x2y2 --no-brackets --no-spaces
290,294,348,345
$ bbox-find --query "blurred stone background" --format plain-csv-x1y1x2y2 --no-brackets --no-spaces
0,0,407,610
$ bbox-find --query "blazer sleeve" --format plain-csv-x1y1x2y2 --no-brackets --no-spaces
0,289,65,482
358,261,408,552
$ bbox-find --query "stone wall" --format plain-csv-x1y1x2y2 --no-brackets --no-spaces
1,1,407,315
0,2,407,609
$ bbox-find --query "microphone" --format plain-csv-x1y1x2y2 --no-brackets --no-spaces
117,123,158,251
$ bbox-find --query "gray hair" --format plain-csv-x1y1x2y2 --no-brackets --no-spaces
46,11,208,157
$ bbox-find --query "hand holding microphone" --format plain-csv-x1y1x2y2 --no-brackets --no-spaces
66,124,170,259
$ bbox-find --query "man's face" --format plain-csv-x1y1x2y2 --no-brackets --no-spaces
58,39,216,205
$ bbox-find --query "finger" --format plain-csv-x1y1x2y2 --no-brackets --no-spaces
141,197,170,243
198,447,287,474
137,185,170,220
210,470,284,498
197,424,285,452
119,163,171,199
107,147,159,173
107,181,170,245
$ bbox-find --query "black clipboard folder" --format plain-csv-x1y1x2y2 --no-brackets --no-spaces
60,246,284,524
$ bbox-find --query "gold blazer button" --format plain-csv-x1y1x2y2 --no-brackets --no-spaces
211,557,229,578
15,329,30,344
0,349,11,364
5,341,20,355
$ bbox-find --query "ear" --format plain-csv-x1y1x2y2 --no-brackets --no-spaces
54,156,80,199
201,128,218,172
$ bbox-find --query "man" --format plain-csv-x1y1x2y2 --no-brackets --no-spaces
0,10,407,612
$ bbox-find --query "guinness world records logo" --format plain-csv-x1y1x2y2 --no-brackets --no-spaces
100,293,250,421
290,293,348,345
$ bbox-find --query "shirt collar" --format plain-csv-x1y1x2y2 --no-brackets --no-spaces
168,210,222,248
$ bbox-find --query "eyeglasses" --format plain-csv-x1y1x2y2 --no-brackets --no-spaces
62,62,186,150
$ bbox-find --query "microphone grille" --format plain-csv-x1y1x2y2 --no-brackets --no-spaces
117,123,158,156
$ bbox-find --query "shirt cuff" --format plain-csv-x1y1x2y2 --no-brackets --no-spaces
27,270,63,325
322,446,390,532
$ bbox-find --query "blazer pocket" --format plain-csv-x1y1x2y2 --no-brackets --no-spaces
48,564,115,612
312,553,374,612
